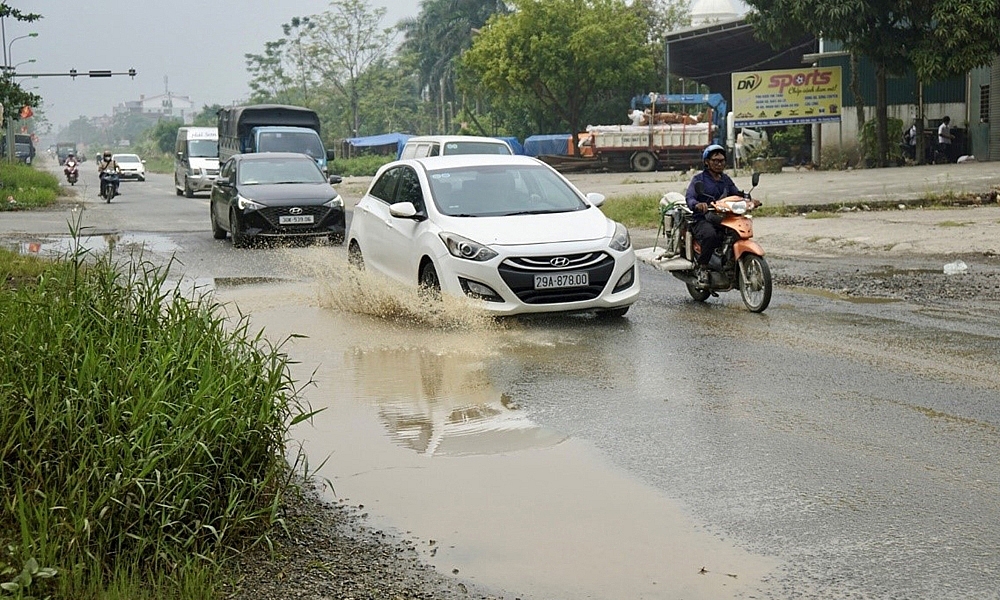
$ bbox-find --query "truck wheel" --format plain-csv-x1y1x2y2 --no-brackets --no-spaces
175,176,183,196
184,178,195,198
631,151,656,172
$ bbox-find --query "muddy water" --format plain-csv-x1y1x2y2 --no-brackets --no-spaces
213,261,779,600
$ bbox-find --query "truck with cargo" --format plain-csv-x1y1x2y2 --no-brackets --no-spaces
542,93,727,173
217,104,332,173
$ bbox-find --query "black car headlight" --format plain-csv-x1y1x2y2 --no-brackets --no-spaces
609,222,631,251
237,195,265,211
439,233,498,262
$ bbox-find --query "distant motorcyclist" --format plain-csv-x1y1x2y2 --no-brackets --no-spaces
684,144,756,286
97,150,121,198
63,151,78,173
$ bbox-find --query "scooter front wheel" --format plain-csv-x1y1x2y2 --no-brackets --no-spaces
738,254,772,312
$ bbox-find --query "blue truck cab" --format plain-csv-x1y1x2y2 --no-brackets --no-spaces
217,104,333,172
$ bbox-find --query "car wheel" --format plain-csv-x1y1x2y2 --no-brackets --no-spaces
347,241,364,270
418,262,441,299
138,176,145,182
230,209,249,248
184,178,194,198
211,205,227,240
597,306,630,318
175,176,183,196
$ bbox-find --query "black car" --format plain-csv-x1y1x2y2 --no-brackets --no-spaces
210,152,346,248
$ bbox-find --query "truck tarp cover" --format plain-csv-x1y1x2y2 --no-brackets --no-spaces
524,134,571,157
221,104,321,137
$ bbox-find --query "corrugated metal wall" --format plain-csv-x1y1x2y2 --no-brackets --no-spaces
821,55,967,106
991,56,1000,161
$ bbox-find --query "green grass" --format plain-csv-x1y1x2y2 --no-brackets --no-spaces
142,153,174,174
804,211,841,219
0,239,312,598
599,194,661,228
330,154,395,177
936,220,970,227
0,163,61,210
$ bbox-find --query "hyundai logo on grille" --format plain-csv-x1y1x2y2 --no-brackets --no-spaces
289,207,303,215
550,256,570,267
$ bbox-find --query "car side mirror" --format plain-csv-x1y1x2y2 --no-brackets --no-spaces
751,172,760,187
326,149,336,161
586,192,605,207
141,159,146,164
694,181,705,197
389,202,420,220
329,175,342,185
177,152,184,160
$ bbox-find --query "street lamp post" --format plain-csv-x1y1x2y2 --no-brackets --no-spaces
6,32,38,69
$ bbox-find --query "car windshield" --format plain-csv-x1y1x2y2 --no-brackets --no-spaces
188,139,218,158
237,157,325,185
257,131,324,159
442,141,512,155
114,155,140,164
426,164,587,217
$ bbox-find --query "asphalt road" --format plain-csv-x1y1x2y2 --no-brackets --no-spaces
5,160,1000,599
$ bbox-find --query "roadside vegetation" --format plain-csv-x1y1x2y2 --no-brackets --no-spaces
0,162,62,211
601,189,997,229
0,240,313,599
329,154,395,177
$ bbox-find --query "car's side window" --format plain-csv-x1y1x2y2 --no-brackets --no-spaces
428,144,441,157
414,143,431,158
220,159,235,182
395,167,424,213
370,167,401,203
400,144,416,159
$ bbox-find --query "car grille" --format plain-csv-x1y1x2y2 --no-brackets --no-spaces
498,252,615,304
206,169,220,176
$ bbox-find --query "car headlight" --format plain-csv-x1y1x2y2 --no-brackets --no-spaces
439,232,498,262
191,168,202,176
609,222,631,251
323,194,343,209
237,195,264,211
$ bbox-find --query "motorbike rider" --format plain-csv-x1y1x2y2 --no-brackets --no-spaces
63,151,78,174
684,144,758,286
97,150,121,197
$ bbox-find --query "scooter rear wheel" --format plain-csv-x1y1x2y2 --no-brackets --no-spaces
738,254,772,312
686,282,711,302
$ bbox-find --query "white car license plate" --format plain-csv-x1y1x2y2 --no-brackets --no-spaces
279,215,314,225
534,272,589,289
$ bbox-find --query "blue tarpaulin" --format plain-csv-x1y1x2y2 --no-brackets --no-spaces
495,136,525,155
347,132,412,155
523,134,571,157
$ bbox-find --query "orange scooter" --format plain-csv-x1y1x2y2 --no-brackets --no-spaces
654,172,772,312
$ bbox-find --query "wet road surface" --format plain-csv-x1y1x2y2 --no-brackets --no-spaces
5,165,1000,599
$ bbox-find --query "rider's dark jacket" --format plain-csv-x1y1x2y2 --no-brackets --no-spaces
685,170,741,221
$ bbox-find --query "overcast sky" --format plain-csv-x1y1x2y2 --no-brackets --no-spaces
9,0,422,134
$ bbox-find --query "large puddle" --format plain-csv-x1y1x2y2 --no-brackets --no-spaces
212,262,779,600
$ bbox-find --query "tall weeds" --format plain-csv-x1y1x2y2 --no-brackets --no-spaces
0,246,305,598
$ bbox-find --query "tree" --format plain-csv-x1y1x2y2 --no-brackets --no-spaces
746,0,1000,167
460,0,656,154
192,104,223,127
397,0,508,134
0,4,43,135
298,0,396,136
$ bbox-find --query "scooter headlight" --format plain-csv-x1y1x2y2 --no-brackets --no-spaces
609,222,631,251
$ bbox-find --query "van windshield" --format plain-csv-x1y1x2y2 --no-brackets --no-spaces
257,131,325,159
188,140,218,158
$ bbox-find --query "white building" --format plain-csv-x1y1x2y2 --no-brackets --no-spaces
114,92,195,123
689,0,739,26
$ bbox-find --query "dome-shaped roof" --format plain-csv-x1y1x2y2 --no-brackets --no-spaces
690,0,738,25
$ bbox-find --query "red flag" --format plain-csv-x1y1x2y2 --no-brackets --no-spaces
20,106,33,119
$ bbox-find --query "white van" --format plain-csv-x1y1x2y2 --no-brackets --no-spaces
399,135,513,159
174,127,219,197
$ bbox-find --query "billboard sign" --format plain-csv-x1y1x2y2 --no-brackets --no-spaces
732,67,842,127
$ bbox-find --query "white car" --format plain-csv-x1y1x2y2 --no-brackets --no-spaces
347,155,639,317
113,153,146,181
399,135,513,159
